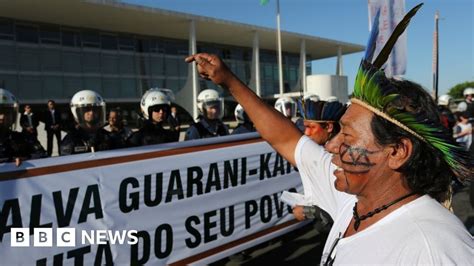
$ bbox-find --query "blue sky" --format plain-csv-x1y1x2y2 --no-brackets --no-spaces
123,0,473,95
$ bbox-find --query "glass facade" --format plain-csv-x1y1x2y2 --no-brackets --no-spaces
0,17,305,106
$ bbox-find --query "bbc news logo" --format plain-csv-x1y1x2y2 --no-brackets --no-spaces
11,228,138,247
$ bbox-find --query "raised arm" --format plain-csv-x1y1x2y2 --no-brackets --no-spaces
185,53,302,165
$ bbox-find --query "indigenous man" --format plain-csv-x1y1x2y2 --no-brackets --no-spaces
292,100,346,228
185,4,473,264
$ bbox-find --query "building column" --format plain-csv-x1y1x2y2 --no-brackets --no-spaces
189,19,199,120
250,31,261,96
177,19,199,121
299,39,307,93
336,46,343,76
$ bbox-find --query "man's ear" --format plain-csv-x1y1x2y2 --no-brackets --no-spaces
326,122,334,133
388,138,413,170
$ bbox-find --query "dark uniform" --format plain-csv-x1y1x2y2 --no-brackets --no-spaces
466,101,474,121
128,120,175,146
43,107,62,156
60,127,112,155
459,100,474,123
22,131,48,159
232,123,256,135
0,131,46,162
185,116,229,140
167,113,181,141
460,101,474,156
0,131,28,163
106,126,133,150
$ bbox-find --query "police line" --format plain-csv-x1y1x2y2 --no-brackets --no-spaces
0,133,307,265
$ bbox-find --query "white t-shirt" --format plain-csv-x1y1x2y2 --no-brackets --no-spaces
295,135,474,265
455,123,472,151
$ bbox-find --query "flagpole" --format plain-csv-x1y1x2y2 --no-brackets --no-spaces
432,11,439,101
276,0,284,95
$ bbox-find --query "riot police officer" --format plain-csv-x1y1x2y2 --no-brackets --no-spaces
60,90,111,155
0,89,46,165
275,96,305,132
232,104,255,135
274,96,296,119
457,87,474,123
128,89,176,146
185,89,229,140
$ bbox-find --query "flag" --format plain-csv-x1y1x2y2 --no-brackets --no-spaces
260,0,269,5
368,0,406,77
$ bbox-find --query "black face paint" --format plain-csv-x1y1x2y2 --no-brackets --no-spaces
339,143,379,174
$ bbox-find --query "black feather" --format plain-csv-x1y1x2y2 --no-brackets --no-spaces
373,3,424,68
311,101,325,120
321,102,346,121
365,9,381,63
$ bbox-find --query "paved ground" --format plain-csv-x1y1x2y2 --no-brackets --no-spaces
212,184,474,265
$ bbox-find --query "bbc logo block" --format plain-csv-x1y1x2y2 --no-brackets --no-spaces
11,228,76,247
10,228,30,247
34,228,53,247
10,228,137,247
57,228,75,247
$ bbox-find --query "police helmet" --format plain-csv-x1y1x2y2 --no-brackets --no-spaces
275,97,296,118
234,104,251,124
140,89,171,120
463,88,474,96
437,94,452,106
197,89,224,120
0,89,19,131
70,90,106,129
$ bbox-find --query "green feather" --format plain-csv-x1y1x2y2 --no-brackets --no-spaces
353,44,471,178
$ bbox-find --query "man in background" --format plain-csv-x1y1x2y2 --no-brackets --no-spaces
167,105,181,141
104,109,133,150
20,104,39,140
43,100,62,156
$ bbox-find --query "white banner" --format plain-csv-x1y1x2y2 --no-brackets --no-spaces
0,133,305,265
368,0,406,77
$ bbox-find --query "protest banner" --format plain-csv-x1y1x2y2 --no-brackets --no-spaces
0,133,306,265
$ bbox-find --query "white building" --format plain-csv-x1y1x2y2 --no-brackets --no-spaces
0,0,363,122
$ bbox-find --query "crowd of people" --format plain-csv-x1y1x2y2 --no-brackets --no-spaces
2,83,351,162
0,83,276,164
1,71,358,162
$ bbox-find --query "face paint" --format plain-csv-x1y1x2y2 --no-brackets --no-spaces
326,105,392,195
304,121,331,145
339,143,381,174
314,123,324,134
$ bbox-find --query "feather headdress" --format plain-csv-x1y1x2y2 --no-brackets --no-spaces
351,3,471,177
298,100,346,123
